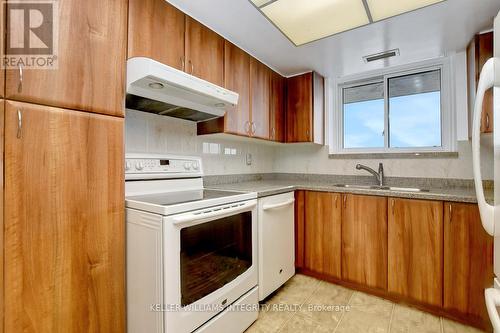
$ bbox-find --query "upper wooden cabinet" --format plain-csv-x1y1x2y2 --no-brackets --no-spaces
342,194,388,290
270,71,286,142
286,72,324,143
185,17,224,87
304,191,342,279
4,101,125,332
5,0,128,117
128,0,185,70
388,198,443,307
444,202,493,329
223,41,251,136
467,31,493,134
250,58,270,139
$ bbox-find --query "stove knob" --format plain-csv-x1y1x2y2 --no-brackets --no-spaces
192,162,199,171
184,162,191,170
136,162,144,170
125,161,131,171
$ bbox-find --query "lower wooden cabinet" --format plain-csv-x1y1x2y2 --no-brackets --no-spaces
444,202,493,328
4,101,125,332
304,191,341,278
388,198,443,307
294,190,305,269
342,194,387,290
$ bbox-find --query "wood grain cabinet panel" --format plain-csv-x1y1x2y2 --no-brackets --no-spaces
444,202,493,328
223,41,251,136
270,71,285,142
128,0,185,70
185,16,224,86
388,198,443,307
286,72,324,143
250,57,270,139
4,101,125,332
304,191,342,278
5,0,128,117
342,194,387,290
294,190,305,269
467,31,493,134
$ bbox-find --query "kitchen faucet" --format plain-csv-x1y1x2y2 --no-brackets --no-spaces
356,163,384,186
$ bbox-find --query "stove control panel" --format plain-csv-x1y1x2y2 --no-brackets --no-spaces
125,154,202,180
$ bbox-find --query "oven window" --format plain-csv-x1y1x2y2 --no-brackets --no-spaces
180,211,252,306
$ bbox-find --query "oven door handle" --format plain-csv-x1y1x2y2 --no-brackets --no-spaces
263,199,295,211
172,200,257,226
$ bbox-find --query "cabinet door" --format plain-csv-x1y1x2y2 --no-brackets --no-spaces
294,190,305,269
444,202,493,327
388,198,443,307
270,71,285,142
5,0,128,117
250,58,270,139
224,41,251,136
185,17,224,86
4,101,125,332
342,194,387,290
304,191,341,278
128,0,185,70
476,33,493,133
286,73,312,142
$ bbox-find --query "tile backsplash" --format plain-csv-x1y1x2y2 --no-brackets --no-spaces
126,110,493,180
125,110,275,176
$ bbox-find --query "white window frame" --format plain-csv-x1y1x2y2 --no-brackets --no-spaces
330,57,456,155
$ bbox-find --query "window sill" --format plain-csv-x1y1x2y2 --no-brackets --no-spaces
328,151,459,159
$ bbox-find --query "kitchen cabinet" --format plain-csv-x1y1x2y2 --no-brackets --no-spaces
286,72,324,143
444,202,493,328
388,198,443,307
250,57,270,139
270,71,286,142
5,0,128,117
128,0,185,70
294,190,305,269
304,191,342,278
3,101,125,332
467,31,493,134
185,17,224,87
342,194,387,290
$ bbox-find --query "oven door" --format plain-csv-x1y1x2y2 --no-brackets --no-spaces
163,199,258,333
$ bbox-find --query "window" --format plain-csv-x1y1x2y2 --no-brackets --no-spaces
335,63,452,154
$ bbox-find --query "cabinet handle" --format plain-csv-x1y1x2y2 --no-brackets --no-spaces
486,114,490,130
188,60,194,75
271,127,275,140
245,121,250,135
17,109,22,139
343,195,347,208
306,129,310,137
335,195,338,208
391,199,395,213
180,57,185,71
251,122,256,135
449,204,452,221
18,64,23,93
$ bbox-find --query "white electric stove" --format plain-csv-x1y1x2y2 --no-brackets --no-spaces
125,154,259,333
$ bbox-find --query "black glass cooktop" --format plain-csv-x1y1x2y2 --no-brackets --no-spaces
126,189,244,206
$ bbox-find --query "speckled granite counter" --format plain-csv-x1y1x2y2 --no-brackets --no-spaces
207,179,493,204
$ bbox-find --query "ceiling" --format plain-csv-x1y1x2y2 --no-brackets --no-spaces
167,0,500,78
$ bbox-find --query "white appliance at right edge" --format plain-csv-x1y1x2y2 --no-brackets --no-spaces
473,10,500,333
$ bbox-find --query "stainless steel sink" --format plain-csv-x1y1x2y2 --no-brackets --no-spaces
333,184,429,192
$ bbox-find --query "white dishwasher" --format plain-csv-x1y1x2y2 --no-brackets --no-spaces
258,192,295,301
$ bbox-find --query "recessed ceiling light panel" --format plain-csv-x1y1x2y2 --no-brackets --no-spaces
260,0,370,46
366,0,445,21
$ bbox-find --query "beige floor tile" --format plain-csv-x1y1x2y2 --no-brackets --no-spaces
267,274,321,306
442,319,485,333
389,305,441,333
280,312,333,333
245,304,294,333
348,291,394,316
300,281,353,327
335,308,392,333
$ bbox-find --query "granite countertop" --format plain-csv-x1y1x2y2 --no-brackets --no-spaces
208,180,493,204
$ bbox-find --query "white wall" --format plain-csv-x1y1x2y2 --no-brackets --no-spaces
125,109,275,176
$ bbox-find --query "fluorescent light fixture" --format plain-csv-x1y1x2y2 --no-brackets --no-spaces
366,0,445,21
260,0,369,46
249,0,446,46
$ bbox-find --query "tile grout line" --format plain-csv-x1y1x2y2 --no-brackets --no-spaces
332,291,356,333
387,303,395,333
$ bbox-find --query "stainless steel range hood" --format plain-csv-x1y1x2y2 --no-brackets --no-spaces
126,57,238,122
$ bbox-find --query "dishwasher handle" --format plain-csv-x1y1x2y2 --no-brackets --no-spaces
263,198,295,211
